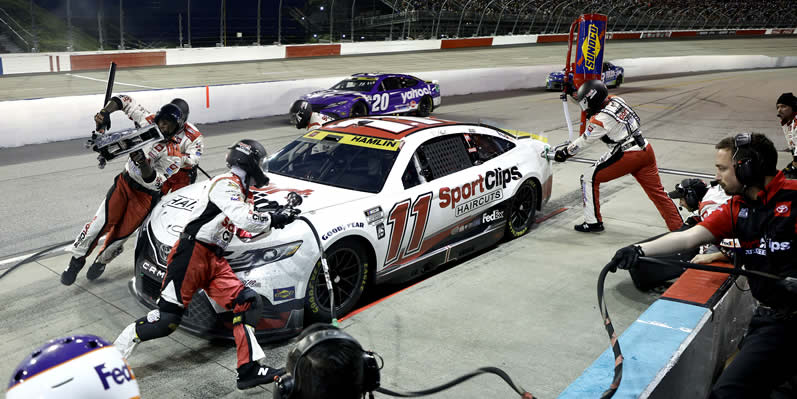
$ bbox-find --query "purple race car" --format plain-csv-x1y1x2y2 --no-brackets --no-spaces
290,73,441,121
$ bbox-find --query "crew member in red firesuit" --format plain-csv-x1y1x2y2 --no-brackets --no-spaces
554,80,682,232
113,139,296,389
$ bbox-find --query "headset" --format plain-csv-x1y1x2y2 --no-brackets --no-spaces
733,133,766,188
273,327,381,399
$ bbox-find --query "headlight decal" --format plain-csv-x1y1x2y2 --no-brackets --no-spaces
229,241,303,272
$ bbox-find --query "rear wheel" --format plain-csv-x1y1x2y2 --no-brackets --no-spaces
505,179,539,239
351,102,368,118
304,240,369,323
614,75,623,88
416,95,433,117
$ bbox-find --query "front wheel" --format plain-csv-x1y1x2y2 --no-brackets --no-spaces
351,102,368,118
416,95,433,117
304,240,369,323
505,179,538,239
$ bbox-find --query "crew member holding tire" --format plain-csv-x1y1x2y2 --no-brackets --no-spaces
62,95,195,285
113,139,297,390
554,80,682,233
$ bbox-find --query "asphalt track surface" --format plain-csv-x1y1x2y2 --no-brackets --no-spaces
1,39,796,398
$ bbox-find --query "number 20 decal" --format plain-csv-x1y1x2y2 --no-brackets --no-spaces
371,93,390,113
385,192,433,265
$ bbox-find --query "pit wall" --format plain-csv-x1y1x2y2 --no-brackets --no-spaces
0,28,794,75
2,52,797,148
559,266,757,398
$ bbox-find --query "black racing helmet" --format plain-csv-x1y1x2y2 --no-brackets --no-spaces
226,139,270,187
170,98,190,126
576,80,609,117
153,103,184,139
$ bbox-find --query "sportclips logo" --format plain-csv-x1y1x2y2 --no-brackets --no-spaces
401,86,431,103
582,24,601,71
439,166,522,217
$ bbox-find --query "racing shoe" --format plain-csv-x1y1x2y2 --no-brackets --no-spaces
60,256,86,286
574,222,604,233
236,362,284,390
86,261,107,281
113,323,141,359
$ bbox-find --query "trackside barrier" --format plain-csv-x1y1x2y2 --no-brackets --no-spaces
0,28,794,75
2,54,797,148
558,266,756,398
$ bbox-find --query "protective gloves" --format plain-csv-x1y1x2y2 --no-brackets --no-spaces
607,244,645,273
554,147,571,163
270,208,296,229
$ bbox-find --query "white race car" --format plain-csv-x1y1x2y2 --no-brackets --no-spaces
131,116,553,341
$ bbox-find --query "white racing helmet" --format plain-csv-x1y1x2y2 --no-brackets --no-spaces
7,335,140,399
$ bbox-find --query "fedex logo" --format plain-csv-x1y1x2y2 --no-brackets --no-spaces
94,362,134,390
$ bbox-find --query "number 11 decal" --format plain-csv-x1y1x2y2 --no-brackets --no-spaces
385,192,433,265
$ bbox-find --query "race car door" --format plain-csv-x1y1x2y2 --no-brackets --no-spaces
371,77,404,114
383,132,498,268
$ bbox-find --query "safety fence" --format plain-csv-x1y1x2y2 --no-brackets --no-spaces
0,27,795,75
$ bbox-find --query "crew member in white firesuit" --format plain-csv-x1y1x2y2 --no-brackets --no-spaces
554,80,682,232
160,98,204,193
113,139,296,390
776,92,797,177
61,95,196,285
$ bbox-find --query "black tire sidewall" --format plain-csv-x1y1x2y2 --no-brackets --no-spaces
304,240,369,323
352,102,368,117
506,179,538,238
417,95,433,117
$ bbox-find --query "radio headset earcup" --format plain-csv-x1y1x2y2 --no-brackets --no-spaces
273,326,381,399
684,187,699,211
733,133,764,187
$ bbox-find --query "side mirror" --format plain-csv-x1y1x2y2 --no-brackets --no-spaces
286,191,303,207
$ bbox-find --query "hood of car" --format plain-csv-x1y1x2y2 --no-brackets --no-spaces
301,90,368,106
254,174,373,213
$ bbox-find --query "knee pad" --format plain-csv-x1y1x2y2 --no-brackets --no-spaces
233,290,263,328
135,308,183,341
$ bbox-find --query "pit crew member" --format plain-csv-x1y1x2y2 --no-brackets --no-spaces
554,80,682,233
113,139,296,390
776,92,797,178
608,133,797,398
62,95,192,285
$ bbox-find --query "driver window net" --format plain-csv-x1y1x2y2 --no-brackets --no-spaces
421,136,472,180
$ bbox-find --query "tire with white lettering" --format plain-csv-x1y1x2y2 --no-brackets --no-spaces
505,179,538,239
351,101,368,118
416,95,433,117
305,240,369,323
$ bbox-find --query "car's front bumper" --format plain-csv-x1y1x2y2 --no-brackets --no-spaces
131,224,305,343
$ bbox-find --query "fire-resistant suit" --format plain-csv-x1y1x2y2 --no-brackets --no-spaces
564,95,683,231
68,95,195,273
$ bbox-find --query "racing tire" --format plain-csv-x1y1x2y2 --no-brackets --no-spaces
351,102,368,118
505,179,538,239
304,240,369,323
613,75,623,88
416,95,433,117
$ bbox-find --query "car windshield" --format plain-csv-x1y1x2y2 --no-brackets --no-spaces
330,78,377,92
268,133,400,193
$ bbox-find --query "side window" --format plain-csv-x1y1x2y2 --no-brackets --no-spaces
464,134,515,164
381,77,402,91
415,135,472,181
402,159,422,189
401,77,418,88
